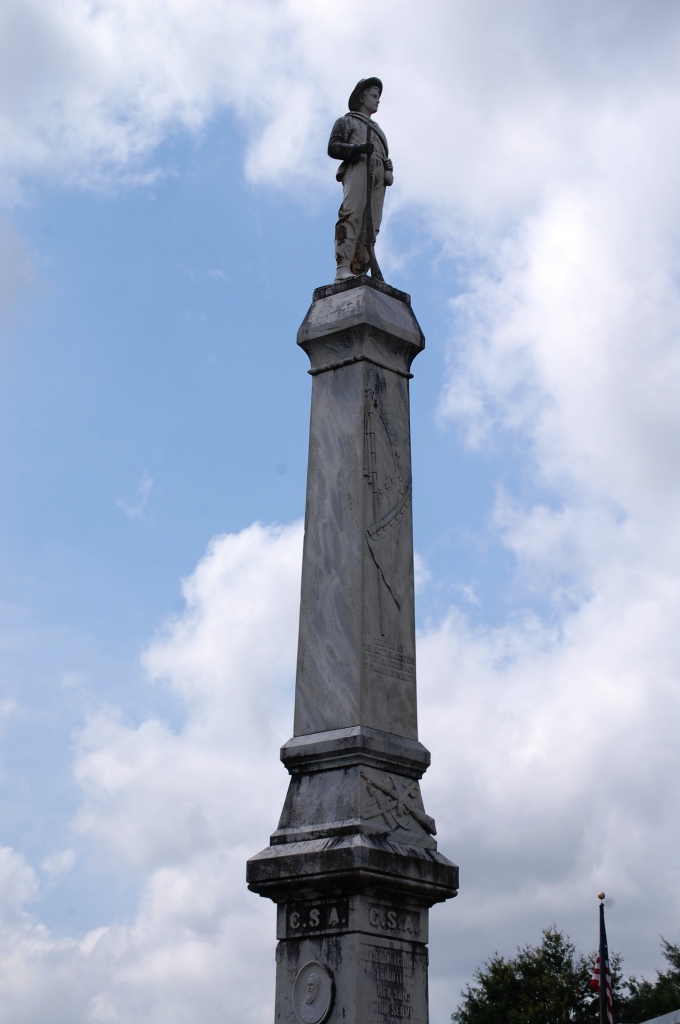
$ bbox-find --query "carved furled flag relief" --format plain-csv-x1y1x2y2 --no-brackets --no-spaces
360,768,437,842
364,382,412,621
247,79,459,1024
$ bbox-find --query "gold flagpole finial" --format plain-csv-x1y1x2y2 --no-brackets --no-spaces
597,891,605,901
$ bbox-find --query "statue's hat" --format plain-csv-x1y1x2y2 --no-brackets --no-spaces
348,77,383,112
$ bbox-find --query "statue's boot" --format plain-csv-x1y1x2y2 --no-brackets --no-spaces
334,262,354,282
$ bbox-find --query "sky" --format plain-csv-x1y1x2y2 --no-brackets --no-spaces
1,1,680,1021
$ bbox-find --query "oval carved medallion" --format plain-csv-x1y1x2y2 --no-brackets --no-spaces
292,960,334,1024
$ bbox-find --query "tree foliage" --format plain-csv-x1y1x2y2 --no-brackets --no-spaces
452,928,680,1024
619,939,680,1023
451,928,623,1024
452,928,604,1024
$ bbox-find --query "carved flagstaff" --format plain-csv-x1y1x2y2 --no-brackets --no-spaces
247,79,458,1024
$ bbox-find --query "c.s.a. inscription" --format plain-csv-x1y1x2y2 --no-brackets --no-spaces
285,900,349,936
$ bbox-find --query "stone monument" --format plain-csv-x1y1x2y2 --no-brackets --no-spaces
247,79,459,1024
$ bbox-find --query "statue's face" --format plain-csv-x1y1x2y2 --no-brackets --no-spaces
359,86,381,115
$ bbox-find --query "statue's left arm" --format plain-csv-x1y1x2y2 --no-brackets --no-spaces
328,116,362,163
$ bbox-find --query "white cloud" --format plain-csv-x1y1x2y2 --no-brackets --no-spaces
0,0,313,202
418,561,680,1010
0,846,38,922
0,521,302,1023
413,23,680,1012
413,551,432,592
72,522,301,1019
61,672,89,689
42,848,77,878
115,473,153,520
0,700,16,720
1,1,672,210
0,499,674,1023
0,508,678,1019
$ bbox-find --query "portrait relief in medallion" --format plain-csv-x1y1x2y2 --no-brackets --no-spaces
292,961,334,1024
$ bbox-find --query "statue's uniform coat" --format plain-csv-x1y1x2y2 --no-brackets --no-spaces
328,111,390,276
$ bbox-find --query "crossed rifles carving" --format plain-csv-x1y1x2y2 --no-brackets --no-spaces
360,769,437,836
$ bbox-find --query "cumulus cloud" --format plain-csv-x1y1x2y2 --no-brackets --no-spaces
72,521,302,1023
1,512,676,1021
0,522,302,1023
3,1,675,209
419,574,680,1008
414,17,680,1009
0,0,327,202
115,473,153,521
42,848,77,879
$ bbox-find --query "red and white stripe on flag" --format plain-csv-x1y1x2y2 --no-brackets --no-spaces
590,952,601,989
590,953,614,1024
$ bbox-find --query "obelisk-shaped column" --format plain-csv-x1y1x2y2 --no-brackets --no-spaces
248,275,458,1024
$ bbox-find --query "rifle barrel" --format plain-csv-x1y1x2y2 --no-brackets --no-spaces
364,120,383,281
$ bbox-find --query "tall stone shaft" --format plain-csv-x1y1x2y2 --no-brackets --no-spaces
248,276,458,1024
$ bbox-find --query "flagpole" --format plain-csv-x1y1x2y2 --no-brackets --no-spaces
599,892,608,1024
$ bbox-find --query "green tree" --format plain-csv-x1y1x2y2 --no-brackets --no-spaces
452,927,625,1024
618,939,680,1023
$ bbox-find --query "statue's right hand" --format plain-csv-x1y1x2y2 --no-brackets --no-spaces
353,142,374,157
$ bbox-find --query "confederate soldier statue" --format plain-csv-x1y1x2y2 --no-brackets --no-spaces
328,77,393,282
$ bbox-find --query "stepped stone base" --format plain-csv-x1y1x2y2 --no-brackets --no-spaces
248,837,457,1024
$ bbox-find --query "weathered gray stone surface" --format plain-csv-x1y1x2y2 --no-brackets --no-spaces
248,833,458,904
298,280,422,349
247,275,458,1024
294,279,424,740
328,78,393,281
275,927,428,1024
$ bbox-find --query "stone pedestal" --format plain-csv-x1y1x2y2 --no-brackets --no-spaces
247,276,458,1024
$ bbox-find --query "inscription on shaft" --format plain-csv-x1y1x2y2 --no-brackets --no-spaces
363,637,415,683
362,944,427,1023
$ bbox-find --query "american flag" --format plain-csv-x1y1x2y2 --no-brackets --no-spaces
591,900,614,1024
